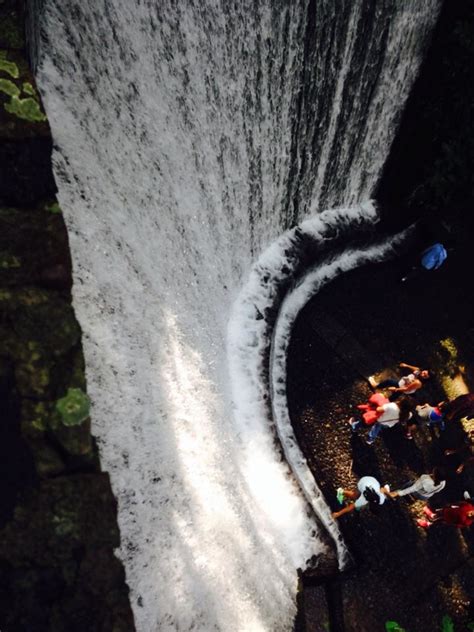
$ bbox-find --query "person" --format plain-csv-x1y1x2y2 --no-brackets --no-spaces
332,476,391,519
390,467,446,501
417,501,474,529
349,396,416,444
401,242,448,283
444,444,474,474
368,362,430,399
441,394,474,422
416,403,445,431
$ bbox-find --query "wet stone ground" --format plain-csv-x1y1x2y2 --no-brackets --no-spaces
289,243,474,631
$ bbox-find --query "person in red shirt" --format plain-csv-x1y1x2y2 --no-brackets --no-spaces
417,502,474,528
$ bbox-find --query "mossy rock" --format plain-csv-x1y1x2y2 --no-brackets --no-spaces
0,13,25,50
0,251,21,268
5,94,47,122
14,340,53,398
0,286,49,308
0,475,132,629
30,437,66,478
13,296,81,357
52,389,92,456
0,50,49,140
0,475,122,563
0,76,20,97
0,206,71,287
0,57,20,79
21,399,51,437
0,288,80,358
44,201,62,214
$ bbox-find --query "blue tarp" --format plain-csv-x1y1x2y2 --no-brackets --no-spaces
421,243,447,270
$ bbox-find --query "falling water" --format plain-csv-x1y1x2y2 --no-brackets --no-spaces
31,1,440,629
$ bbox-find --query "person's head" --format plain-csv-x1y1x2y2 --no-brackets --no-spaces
398,396,416,424
420,369,430,381
363,486,381,513
432,467,446,485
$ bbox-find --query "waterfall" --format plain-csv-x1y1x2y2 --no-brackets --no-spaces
32,1,441,630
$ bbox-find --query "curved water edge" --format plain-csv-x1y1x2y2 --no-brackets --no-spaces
30,1,442,630
227,201,380,569
270,218,411,569
229,201,410,570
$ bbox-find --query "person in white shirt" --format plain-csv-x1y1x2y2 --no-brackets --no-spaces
332,476,391,519
368,362,430,399
350,397,416,445
390,468,446,501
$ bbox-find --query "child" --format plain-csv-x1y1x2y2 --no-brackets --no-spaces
332,475,391,519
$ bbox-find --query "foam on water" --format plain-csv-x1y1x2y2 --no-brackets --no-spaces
32,1,441,629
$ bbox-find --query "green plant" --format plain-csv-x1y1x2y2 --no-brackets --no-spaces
0,58,19,78
5,95,47,122
55,388,90,426
441,616,454,632
385,622,406,632
45,201,62,214
0,77,20,98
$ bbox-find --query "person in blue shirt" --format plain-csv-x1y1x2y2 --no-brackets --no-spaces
401,242,447,282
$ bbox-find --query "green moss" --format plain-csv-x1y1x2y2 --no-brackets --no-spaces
385,623,406,632
0,57,19,78
52,509,80,539
0,252,21,268
15,341,52,398
16,287,50,307
21,400,51,434
45,201,62,214
56,388,90,427
22,81,36,97
0,77,19,97
4,94,47,122
14,298,81,357
0,288,13,302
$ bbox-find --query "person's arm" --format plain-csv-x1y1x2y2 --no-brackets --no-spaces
332,503,356,519
389,379,422,393
399,362,420,372
393,479,422,497
456,455,474,474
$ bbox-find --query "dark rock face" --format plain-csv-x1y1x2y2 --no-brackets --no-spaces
0,475,133,632
377,0,474,231
0,5,135,631
0,137,57,205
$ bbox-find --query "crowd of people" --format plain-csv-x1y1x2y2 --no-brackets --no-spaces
332,361,474,530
